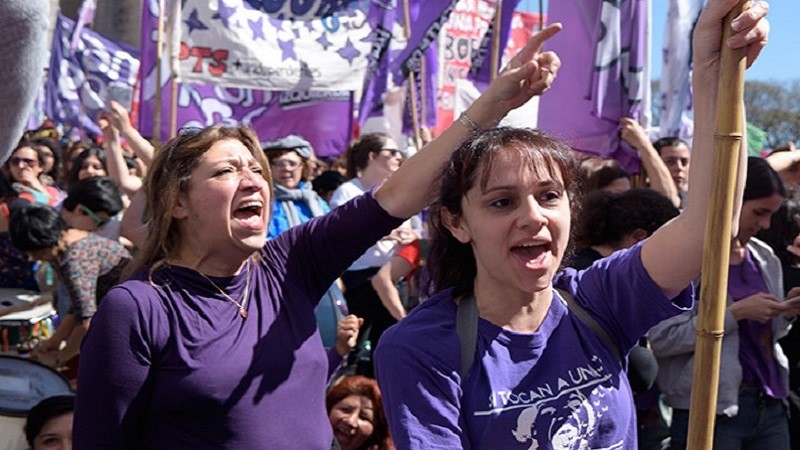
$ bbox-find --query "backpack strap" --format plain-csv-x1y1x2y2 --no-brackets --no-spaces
456,295,478,381
555,288,622,363
456,288,623,384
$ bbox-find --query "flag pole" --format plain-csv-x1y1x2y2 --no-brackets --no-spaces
538,0,544,30
402,0,422,150
687,1,751,449
490,0,503,81
153,0,166,145
167,0,180,137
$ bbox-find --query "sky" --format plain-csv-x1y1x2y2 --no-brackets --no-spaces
518,0,798,83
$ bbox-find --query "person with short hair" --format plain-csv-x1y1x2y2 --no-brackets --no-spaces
327,375,394,450
25,395,75,450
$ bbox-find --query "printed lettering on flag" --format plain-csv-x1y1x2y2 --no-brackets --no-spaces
138,1,353,157
45,14,140,137
176,0,377,91
435,0,541,135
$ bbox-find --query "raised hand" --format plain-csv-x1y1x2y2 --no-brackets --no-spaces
485,23,562,112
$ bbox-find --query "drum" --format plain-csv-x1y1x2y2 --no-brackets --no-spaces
0,355,72,450
0,288,55,355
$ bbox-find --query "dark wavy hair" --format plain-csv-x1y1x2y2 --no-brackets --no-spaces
326,375,393,450
66,146,107,190
573,188,679,249
427,127,581,297
9,203,68,252
63,176,124,217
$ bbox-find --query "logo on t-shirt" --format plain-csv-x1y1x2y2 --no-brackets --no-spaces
475,355,625,449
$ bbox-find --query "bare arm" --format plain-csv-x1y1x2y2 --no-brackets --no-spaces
371,256,414,321
641,0,769,295
375,24,563,218
106,100,155,166
100,117,143,196
620,117,680,207
120,189,149,249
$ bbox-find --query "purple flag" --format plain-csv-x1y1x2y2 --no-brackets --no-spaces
46,14,140,137
357,1,397,125
538,0,650,173
70,0,97,52
402,44,438,133
391,0,456,82
468,0,523,84
138,2,353,158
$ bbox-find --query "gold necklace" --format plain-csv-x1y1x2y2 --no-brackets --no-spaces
196,260,251,319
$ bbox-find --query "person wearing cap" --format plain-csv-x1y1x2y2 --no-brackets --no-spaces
261,134,331,239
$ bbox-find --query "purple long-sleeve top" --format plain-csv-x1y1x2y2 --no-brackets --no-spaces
73,192,403,449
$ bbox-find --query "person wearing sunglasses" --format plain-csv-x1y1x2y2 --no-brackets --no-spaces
8,203,130,378
3,140,63,207
328,132,418,377
61,176,125,242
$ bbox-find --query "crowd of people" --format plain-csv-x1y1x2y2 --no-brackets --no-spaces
2,0,798,449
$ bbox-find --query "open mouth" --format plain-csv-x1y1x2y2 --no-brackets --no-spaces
510,242,550,267
233,200,264,228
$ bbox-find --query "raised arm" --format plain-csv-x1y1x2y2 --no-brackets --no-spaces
641,0,769,295
100,116,143,197
620,117,680,207
374,24,563,218
106,100,155,166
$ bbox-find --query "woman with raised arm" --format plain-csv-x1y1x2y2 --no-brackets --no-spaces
373,1,771,448
71,25,562,449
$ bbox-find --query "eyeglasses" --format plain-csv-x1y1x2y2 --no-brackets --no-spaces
164,126,204,168
372,148,403,158
270,159,302,169
80,205,109,228
9,157,39,168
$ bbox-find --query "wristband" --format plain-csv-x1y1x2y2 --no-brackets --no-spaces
457,112,482,135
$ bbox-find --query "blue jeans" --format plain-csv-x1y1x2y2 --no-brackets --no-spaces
670,389,789,450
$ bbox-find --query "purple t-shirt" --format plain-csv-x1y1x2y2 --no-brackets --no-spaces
375,242,692,449
728,249,787,399
73,192,403,449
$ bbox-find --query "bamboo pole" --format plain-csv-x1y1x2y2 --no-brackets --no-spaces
490,0,503,82
686,2,751,449
153,0,167,145
402,0,422,150
538,0,543,31
167,0,179,137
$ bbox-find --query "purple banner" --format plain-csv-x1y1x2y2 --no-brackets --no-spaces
45,14,140,137
138,0,354,158
537,0,650,173
391,0,456,82
468,0,522,84
357,1,397,125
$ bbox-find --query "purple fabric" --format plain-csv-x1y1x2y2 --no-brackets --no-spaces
538,0,649,173
137,3,354,157
242,0,361,19
401,44,439,133
390,1,456,83
376,242,692,449
468,0,523,84
357,2,397,125
73,192,404,449
45,14,140,138
728,251,788,399
70,0,96,51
